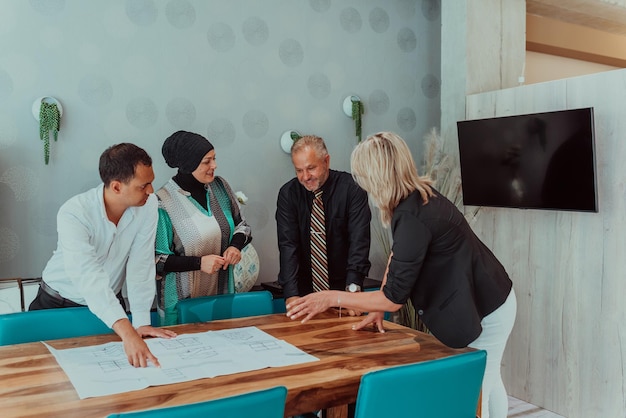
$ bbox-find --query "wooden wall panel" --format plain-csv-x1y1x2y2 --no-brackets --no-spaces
465,0,525,95
464,69,626,418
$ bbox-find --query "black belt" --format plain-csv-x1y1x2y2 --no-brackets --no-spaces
39,280,86,308
40,280,69,302
40,280,125,310
39,280,126,309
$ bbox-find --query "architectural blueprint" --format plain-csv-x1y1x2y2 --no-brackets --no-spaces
44,326,318,399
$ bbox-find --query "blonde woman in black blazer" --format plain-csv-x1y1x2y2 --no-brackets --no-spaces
286,131,517,418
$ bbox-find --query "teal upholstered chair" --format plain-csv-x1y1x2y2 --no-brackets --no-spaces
176,290,274,324
272,297,287,314
106,385,287,418
0,306,113,346
354,350,487,418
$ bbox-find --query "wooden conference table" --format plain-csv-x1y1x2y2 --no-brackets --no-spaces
0,311,475,418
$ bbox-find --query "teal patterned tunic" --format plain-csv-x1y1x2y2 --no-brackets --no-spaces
155,176,251,325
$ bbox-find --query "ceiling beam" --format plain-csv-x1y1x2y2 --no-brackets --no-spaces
527,13,626,67
527,0,626,35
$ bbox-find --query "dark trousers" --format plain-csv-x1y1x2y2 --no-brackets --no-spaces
28,282,126,311
29,285,85,310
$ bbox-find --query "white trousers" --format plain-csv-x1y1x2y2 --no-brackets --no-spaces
468,288,517,418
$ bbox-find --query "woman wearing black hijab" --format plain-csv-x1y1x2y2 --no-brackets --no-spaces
155,131,252,325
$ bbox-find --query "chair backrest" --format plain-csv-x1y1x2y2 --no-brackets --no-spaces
354,350,487,418
176,290,274,324
106,385,287,418
0,277,42,312
0,307,113,346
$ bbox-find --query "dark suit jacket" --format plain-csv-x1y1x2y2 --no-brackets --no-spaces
384,189,512,348
276,170,371,299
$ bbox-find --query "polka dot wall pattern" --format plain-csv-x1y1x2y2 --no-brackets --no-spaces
0,1,440,284
308,73,331,100
421,74,441,99
126,97,159,129
397,107,418,132
165,0,196,29
242,17,269,46
369,8,390,33
0,226,19,264
309,0,330,13
166,98,196,128
29,0,65,15
242,110,269,139
78,75,113,107
369,90,390,115
422,0,441,22
0,167,40,202
125,0,158,26
340,8,362,33
279,39,304,67
208,118,237,147
397,28,417,53
207,23,236,52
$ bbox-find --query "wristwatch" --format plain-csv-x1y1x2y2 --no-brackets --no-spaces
346,283,362,293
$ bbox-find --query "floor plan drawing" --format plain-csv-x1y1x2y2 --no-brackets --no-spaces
45,326,318,399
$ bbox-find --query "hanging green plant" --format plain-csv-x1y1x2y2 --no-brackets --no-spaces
351,97,364,142
39,102,61,165
290,131,302,142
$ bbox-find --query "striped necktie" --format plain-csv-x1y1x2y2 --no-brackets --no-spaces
310,189,329,292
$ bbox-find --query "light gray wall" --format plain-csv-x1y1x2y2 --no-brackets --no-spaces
465,69,626,418
0,0,441,285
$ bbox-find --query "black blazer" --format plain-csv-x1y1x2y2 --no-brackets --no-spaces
276,170,371,299
383,189,512,348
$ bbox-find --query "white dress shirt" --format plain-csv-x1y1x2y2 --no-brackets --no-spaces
42,184,158,328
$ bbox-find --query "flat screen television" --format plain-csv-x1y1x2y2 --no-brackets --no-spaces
456,107,598,212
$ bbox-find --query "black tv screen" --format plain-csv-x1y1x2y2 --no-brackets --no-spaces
456,107,598,212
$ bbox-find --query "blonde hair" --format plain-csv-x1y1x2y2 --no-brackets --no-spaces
351,131,434,226
291,135,328,158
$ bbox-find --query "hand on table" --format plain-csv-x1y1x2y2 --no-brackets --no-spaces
121,331,160,368
286,291,334,323
136,325,177,339
114,319,177,368
124,326,177,368
351,311,386,333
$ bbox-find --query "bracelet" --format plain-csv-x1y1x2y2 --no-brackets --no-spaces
338,295,341,318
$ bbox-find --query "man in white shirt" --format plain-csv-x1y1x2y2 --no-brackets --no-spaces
29,143,176,367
